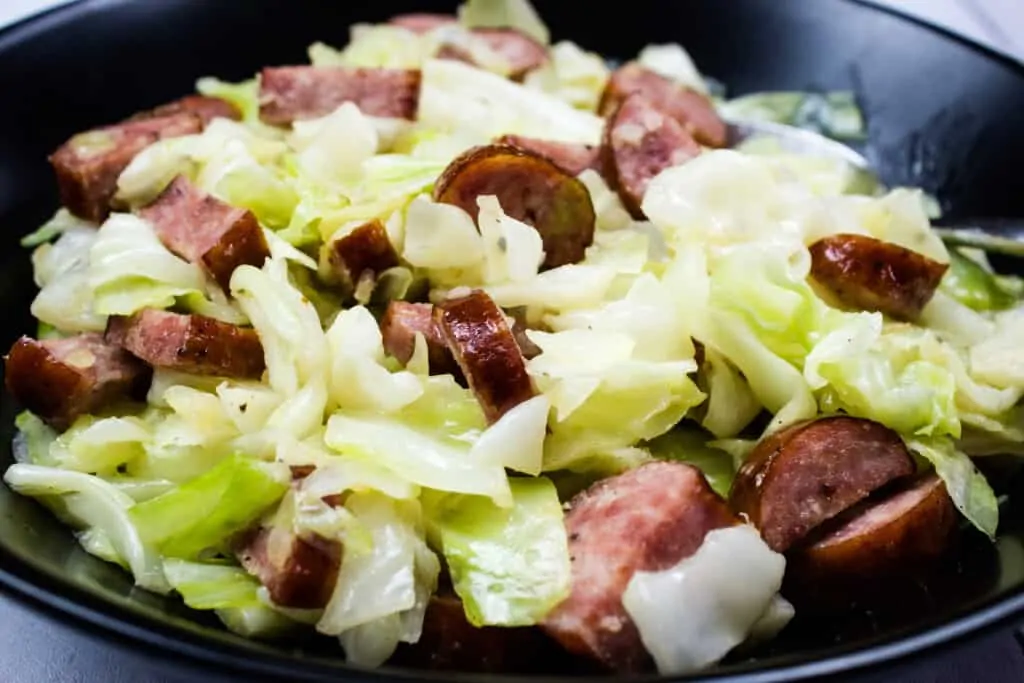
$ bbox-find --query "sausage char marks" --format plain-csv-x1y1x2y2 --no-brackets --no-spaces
729,416,916,553
809,234,949,320
434,144,596,269
601,94,702,218
50,112,203,223
495,135,602,177
237,525,342,609
258,66,421,125
542,461,740,672
4,333,149,430
325,219,400,289
380,301,460,377
105,309,266,380
433,290,535,423
600,62,728,149
139,175,270,292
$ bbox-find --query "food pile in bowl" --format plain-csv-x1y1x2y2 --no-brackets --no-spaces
4,0,1021,675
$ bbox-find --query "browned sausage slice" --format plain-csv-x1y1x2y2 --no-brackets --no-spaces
4,334,149,431
790,474,956,580
542,461,740,672
138,175,270,292
325,219,400,288
258,66,421,125
49,112,203,223
391,593,561,673
809,234,950,321
380,301,460,377
130,95,242,125
387,13,456,33
600,62,727,148
495,135,601,177
434,291,535,423
433,144,596,269
729,416,917,553
105,309,266,380
505,307,543,360
602,94,702,219
236,525,342,609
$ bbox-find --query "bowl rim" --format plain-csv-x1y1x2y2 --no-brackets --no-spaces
1,0,1023,681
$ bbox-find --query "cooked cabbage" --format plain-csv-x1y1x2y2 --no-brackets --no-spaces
622,525,789,675
8,1,1022,673
428,477,570,626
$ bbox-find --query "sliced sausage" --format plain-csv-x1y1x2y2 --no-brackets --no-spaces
471,28,548,81
433,144,596,269
386,15,546,80
258,66,421,125
600,62,727,148
105,309,266,380
506,307,543,360
387,13,456,34
325,219,400,288
729,416,917,554
289,464,316,481
495,135,601,177
434,290,535,423
139,175,270,292
789,474,957,581
130,95,242,125
602,94,702,219
4,334,149,431
542,461,740,672
237,525,342,609
380,301,460,376
50,112,203,223
434,30,547,81
391,593,565,673
808,234,949,321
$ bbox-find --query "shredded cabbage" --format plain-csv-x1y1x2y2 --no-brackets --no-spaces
88,213,207,316
30,224,105,333
622,525,789,675
906,437,999,538
9,2,1024,672
4,464,168,592
163,558,264,610
458,0,550,45
524,41,609,111
638,43,708,94
429,477,570,626
419,59,603,144
129,454,289,559
317,493,439,668
644,429,737,498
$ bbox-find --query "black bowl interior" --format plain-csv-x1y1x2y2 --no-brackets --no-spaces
1,0,1024,681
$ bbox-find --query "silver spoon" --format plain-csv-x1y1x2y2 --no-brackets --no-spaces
727,118,1024,258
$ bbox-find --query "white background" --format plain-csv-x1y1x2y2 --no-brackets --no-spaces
1,0,1023,63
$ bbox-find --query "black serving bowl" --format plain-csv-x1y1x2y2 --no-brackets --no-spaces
1,0,1024,681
